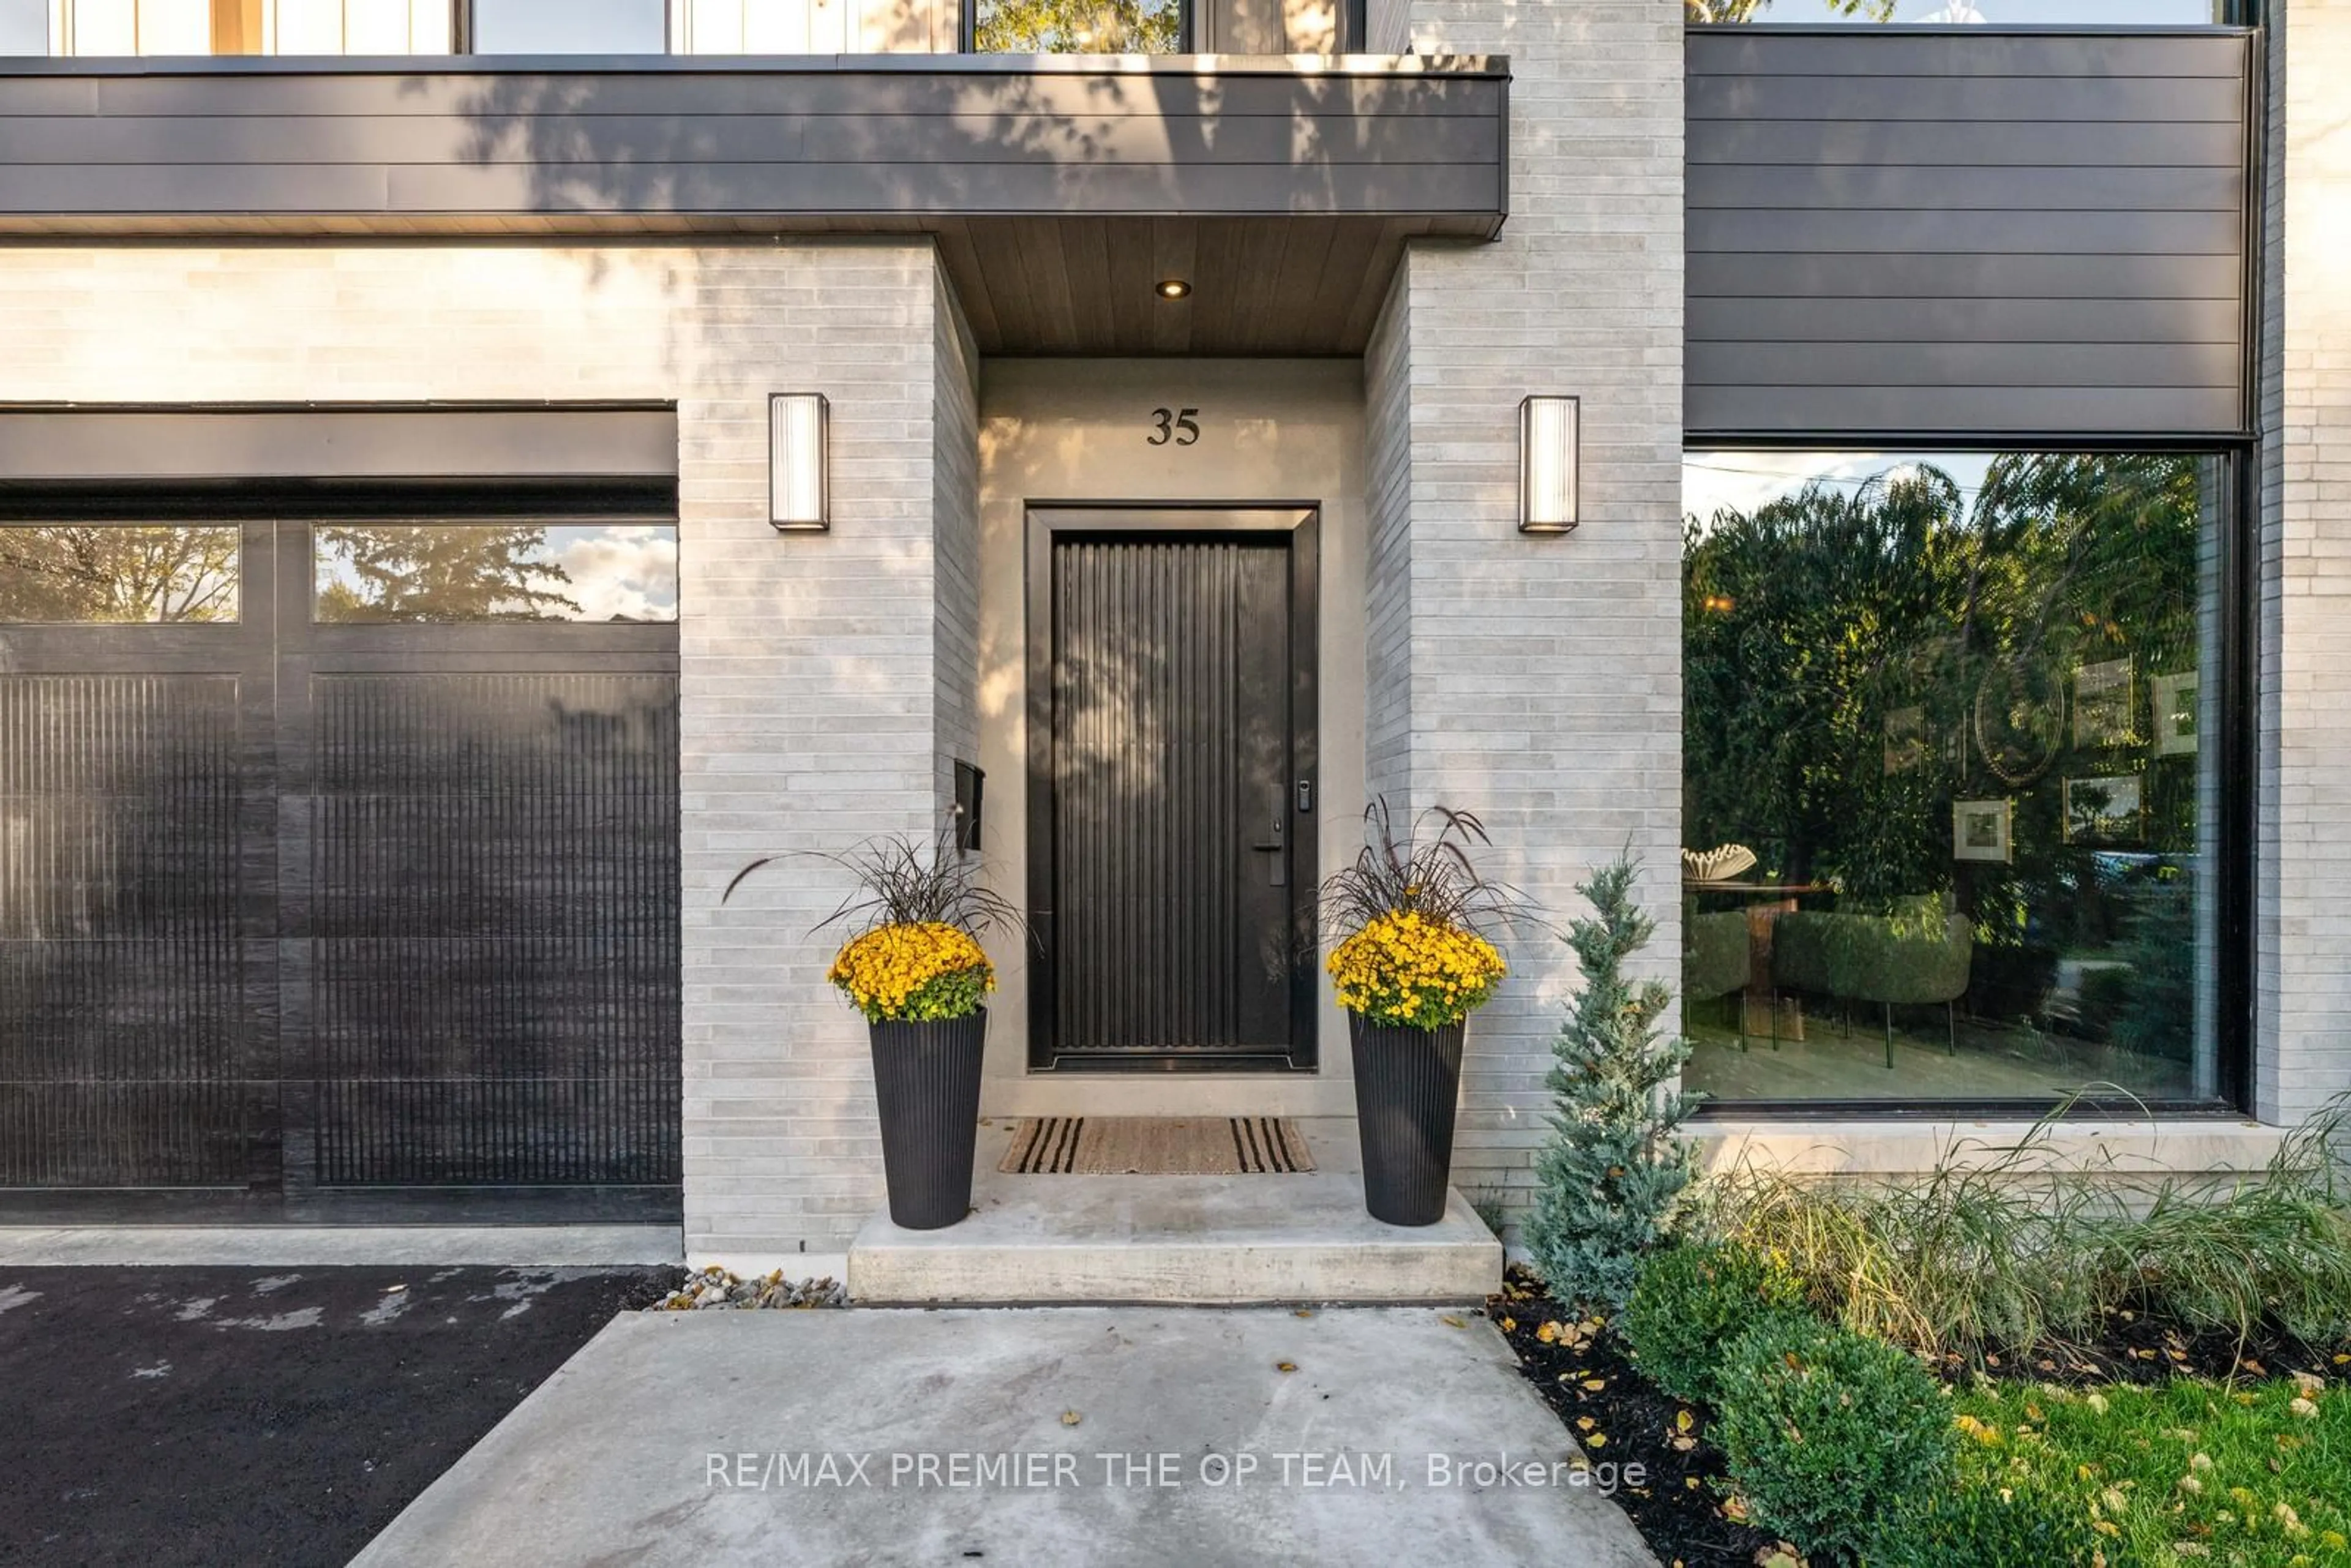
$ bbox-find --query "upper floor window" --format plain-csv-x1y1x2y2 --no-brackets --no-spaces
471,0,662,53
1688,0,2229,21
972,0,1185,52
4,0,452,54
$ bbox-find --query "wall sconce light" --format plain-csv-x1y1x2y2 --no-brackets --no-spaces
769,392,829,531
1519,394,1579,535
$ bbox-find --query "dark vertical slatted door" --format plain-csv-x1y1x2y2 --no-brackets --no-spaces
0,675,260,1186
0,520,276,1195
303,673,681,1188
1050,536,1294,1059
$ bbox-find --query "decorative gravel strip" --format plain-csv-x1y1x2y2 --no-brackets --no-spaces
651,1266,848,1311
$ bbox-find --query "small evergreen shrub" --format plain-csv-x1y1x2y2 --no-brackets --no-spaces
1523,858,1698,1313
1865,1483,2100,1568
1619,1241,1812,1406
1715,1316,1955,1561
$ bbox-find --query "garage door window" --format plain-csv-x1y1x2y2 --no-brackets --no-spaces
313,522,678,624
0,523,240,623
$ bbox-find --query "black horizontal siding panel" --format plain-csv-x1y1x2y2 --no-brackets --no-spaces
1691,207,2241,255
1688,74,2242,123
1688,340,2241,389
1686,384,2246,437
1687,250,2243,299
1685,28,2249,440
7,69,1502,121
0,110,1501,168
0,158,1498,219
1689,119,2243,168
1689,30,2251,80
1688,164,2243,212
1687,295,2244,345
381,161,1502,216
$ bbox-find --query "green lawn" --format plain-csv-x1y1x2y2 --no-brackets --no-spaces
1946,1376,2351,1566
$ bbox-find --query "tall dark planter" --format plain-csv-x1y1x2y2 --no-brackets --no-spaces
868,1010,987,1230
1349,1015,1466,1226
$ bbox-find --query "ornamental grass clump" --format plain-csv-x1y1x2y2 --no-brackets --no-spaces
724,827,1021,1024
1318,801,1523,1029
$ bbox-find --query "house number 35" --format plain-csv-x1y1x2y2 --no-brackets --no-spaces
1148,407,1201,446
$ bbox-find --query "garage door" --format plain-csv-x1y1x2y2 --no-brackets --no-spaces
0,512,681,1220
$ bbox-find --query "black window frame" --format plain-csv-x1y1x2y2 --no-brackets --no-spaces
1676,437,2258,1123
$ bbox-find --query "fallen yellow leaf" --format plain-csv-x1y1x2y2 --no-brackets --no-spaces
1276,1361,1297,1373
1060,1411,1082,1427
1440,1314,1466,1329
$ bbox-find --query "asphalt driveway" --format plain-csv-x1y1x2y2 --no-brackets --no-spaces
0,1264,677,1567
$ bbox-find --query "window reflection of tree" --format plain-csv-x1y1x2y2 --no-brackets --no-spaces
315,524,580,623
0,525,240,623
975,0,1182,53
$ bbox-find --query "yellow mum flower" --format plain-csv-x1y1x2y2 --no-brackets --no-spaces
1327,910,1504,1029
829,921,996,1023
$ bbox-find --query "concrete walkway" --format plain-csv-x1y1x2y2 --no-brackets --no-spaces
355,1306,1658,1567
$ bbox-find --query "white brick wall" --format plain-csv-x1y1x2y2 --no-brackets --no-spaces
0,239,965,1259
1364,0,1685,1201
2259,0,2351,1125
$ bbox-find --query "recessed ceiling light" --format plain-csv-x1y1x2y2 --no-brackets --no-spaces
1155,278,1192,301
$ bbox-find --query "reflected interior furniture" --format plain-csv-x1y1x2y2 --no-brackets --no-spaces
1685,880,1831,1049
1772,902,1974,1069
1682,900,1752,1047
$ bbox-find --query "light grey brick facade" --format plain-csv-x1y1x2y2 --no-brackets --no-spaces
2259,0,2351,1127
1364,0,1687,1202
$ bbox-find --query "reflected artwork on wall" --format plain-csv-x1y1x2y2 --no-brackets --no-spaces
1883,705,1928,775
1952,799,2012,864
2072,658,2135,751
2151,670,2199,757
2061,775,2143,845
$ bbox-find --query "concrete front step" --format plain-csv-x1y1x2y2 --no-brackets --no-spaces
846,1119,1503,1305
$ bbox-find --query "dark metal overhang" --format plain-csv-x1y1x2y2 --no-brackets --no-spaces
0,53,1509,354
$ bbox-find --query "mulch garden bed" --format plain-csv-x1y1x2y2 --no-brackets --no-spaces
1484,1263,2351,1568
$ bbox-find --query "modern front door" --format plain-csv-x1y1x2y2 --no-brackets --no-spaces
0,512,681,1220
1026,508,1318,1071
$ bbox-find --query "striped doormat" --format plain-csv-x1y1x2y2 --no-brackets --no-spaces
999,1116,1316,1175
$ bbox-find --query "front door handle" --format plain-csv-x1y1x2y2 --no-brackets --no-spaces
1251,808,1286,887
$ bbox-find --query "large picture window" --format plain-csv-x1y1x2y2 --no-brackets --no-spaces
1680,451,2236,1108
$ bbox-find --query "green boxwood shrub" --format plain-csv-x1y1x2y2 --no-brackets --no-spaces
1715,1316,1956,1561
1619,1241,1812,1406
1865,1484,2099,1568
